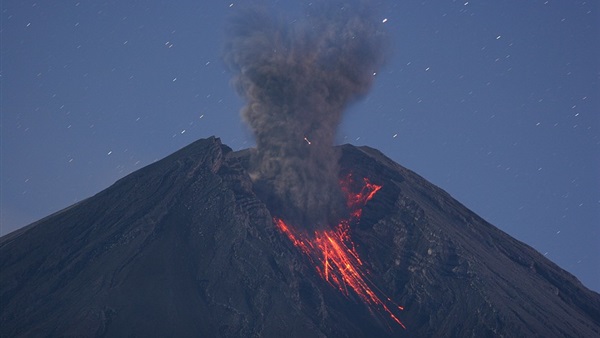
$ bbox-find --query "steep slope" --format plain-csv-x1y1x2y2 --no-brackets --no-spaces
337,145,600,337
1,137,599,337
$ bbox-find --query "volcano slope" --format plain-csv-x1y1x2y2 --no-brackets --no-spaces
1,137,599,337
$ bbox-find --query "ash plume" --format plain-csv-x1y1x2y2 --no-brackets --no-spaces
224,1,387,228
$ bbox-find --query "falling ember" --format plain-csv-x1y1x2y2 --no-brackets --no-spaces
274,175,406,329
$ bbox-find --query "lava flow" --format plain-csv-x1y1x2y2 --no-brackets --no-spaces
274,175,406,329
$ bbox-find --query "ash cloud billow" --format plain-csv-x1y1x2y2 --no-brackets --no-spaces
224,1,387,229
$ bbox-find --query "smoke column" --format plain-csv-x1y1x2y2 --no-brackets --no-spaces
224,1,387,229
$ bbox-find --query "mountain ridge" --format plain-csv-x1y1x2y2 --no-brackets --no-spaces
1,136,598,337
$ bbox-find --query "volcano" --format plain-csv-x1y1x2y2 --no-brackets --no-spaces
1,137,599,337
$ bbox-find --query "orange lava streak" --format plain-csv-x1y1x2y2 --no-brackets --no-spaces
341,174,382,219
274,176,406,329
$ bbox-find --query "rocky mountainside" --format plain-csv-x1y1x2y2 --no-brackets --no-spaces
1,137,599,337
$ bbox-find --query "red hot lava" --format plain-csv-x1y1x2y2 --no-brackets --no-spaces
274,175,406,329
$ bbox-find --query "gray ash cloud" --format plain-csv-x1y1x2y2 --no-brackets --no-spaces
224,1,387,229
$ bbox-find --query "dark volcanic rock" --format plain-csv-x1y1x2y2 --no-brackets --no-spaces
1,137,599,337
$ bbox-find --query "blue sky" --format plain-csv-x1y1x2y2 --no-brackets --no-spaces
2,0,598,291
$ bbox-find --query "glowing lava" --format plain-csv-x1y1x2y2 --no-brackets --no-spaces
274,175,406,329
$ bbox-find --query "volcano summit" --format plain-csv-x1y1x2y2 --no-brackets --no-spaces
1,137,599,337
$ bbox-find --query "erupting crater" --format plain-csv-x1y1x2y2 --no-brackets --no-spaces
274,174,406,329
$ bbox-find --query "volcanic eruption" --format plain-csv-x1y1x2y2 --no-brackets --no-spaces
2,1,600,337
223,1,404,327
223,0,387,228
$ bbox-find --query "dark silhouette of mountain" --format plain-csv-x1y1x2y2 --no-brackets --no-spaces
1,137,599,337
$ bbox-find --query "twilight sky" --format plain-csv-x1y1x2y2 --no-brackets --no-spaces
2,1,598,291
